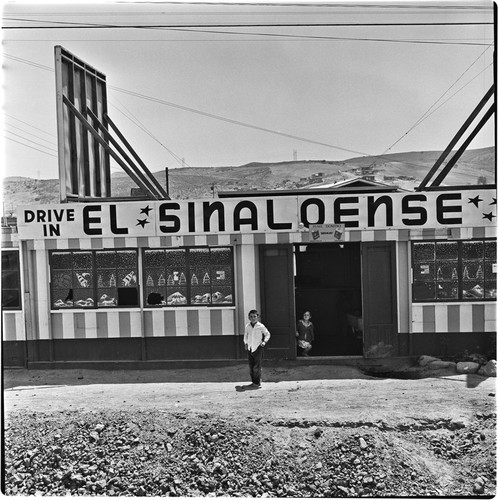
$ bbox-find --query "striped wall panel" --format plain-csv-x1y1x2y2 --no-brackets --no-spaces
412,303,496,333
2,311,25,341
50,308,236,339
1,228,19,249
21,225,497,250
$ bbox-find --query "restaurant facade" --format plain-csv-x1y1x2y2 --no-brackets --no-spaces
2,184,496,367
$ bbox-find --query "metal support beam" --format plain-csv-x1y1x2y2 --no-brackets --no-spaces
431,104,495,187
63,96,160,200
104,113,169,199
416,85,495,191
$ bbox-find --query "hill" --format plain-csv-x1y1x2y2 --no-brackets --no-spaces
2,147,495,210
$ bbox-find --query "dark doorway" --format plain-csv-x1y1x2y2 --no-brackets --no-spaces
295,243,363,356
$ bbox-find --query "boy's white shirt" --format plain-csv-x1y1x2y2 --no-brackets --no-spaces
244,321,271,353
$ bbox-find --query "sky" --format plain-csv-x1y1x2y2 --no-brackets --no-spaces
1,0,495,181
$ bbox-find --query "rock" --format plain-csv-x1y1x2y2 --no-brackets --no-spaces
478,360,497,377
359,438,368,450
473,482,485,494
94,424,105,433
419,355,440,367
427,360,457,370
456,361,480,374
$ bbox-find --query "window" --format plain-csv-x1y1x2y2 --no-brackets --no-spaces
143,247,234,306
50,250,138,308
2,250,21,310
412,240,496,302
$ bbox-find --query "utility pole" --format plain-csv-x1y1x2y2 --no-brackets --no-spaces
293,150,297,161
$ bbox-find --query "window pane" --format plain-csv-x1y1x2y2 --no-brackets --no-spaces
191,287,211,304
484,241,496,260
97,289,117,306
436,282,458,300
166,288,187,305
484,262,496,280
413,243,434,261
51,252,73,269
73,289,95,307
212,287,233,304
118,269,137,287
117,250,137,268
2,270,20,289
436,242,458,260
413,262,434,282
146,288,165,305
74,270,93,289
2,251,19,271
165,249,186,267
462,282,485,299
73,252,92,269
144,250,165,268
52,270,73,289
413,282,436,301
462,262,484,281
2,289,20,308
190,248,210,266
436,263,458,281
96,251,116,268
211,247,232,265
462,241,484,259
212,266,232,286
485,281,497,299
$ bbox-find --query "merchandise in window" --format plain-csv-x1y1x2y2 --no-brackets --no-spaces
143,247,234,307
412,240,496,302
1,250,21,309
50,250,139,309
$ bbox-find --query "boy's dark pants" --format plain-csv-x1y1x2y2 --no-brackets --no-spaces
247,347,263,385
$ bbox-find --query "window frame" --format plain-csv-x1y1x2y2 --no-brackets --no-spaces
411,238,496,303
49,249,139,310
142,246,235,308
1,250,22,311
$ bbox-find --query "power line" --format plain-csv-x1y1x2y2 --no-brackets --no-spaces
4,123,57,146
4,52,493,170
4,112,57,138
366,47,493,167
5,130,58,153
2,19,493,29
5,136,58,158
110,97,190,167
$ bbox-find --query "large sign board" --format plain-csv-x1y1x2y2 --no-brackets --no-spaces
55,46,111,202
17,190,496,240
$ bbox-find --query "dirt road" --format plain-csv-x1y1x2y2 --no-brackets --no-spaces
3,362,496,497
4,362,496,425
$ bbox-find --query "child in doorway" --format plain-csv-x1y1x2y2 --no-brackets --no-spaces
296,311,314,356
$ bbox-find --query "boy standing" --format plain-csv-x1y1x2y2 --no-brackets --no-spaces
244,309,271,389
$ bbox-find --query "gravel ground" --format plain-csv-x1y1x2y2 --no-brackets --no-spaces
3,409,496,497
3,364,496,497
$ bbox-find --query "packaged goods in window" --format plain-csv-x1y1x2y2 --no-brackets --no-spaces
212,291,226,303
98,294,117,306
463,284,484,298
75,298,94,307
121,270,137,287
75,272,91,288
192,293,211,304
167,291,187,305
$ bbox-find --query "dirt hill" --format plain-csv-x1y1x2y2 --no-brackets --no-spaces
2,147,494,211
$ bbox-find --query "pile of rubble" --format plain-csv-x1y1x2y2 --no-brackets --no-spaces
418,355,497,377
4,410,495,497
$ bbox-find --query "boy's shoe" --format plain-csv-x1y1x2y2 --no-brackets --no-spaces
250,383,261,389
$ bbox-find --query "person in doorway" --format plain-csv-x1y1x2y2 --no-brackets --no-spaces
243,310,271,389
296,311,314,356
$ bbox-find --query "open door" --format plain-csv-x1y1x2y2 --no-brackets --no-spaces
259,245,296,359
362,242,398,358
